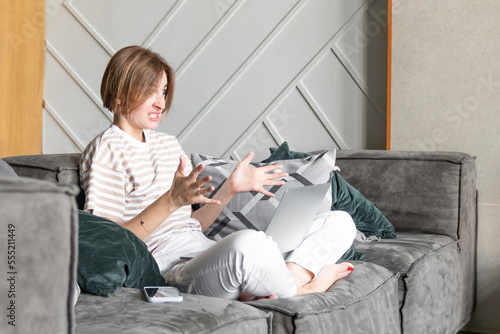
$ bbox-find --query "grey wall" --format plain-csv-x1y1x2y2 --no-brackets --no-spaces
391,1,500,332
43,0,388,161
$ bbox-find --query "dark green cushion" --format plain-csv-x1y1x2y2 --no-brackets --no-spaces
329,170,397,239
261,143,312,162
263,142,397,260
77,210,166,297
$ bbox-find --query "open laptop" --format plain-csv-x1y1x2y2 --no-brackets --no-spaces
265,182,331,253
180,182,331,260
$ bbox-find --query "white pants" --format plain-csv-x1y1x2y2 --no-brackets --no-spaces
154,210,356,299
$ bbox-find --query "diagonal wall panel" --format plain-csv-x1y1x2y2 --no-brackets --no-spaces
180,0,368,157
44,0,387,159
159,0,301,138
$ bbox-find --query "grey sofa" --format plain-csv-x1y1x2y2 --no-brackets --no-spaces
0,150,476,334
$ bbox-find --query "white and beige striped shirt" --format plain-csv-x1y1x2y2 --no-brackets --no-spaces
80,125,199,254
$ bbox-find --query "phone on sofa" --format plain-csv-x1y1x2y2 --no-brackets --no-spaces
143,286,183,303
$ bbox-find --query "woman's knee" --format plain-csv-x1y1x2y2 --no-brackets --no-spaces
222,229,277,256
335,211,357,237
322,210,357,241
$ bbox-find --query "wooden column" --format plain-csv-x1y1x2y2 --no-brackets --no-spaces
0,0,45,157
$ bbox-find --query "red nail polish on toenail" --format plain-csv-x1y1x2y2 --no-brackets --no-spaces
348,267,354,271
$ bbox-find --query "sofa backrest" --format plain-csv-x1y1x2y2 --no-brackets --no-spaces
3,153,85,209
336,150,477,241
4,150,477,242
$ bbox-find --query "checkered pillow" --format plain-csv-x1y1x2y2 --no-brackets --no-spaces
191,150,337,240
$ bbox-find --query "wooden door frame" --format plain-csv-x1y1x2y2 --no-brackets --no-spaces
0,0,45,157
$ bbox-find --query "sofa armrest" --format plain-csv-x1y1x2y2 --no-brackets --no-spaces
336,150,477,242
0,176,79,333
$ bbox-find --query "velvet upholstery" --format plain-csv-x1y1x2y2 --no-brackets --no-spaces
335,150,472,240
75,288,272,334
0,176,79,334
248,262,401,334
3,153,85,209
0,159,18,177
336,150,477,334
77,211,166,297
3,150,477,334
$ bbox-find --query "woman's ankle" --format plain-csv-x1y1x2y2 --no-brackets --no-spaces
286,262,314,287
294,263,353,296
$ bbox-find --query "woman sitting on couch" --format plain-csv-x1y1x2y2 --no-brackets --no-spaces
79,45,356,300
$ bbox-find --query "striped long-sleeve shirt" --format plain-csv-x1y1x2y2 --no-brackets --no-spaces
80,124,199,254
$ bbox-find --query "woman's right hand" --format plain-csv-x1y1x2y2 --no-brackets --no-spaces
166,156,221,208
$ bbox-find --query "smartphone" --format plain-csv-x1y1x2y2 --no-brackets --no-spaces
143,286,183,303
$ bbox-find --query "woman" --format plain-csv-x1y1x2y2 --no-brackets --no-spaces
80,45,356,300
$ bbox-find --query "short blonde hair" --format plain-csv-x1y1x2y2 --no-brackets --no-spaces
100,46,175,118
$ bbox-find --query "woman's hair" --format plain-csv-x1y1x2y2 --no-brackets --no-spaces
100,45,175,118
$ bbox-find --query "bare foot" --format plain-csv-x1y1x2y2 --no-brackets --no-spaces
238,291,278,301
295,262,353,296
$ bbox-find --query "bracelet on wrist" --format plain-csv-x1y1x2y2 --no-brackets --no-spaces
140,213,151,234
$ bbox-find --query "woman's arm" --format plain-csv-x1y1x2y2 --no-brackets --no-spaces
121,156,221,240
192,151,288,232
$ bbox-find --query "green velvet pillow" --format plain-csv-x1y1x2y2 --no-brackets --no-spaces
261,142,312,162
77,210,166,297
265,142,397,240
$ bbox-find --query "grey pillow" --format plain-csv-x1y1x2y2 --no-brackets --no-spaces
0,159,17,177
191,150,336,240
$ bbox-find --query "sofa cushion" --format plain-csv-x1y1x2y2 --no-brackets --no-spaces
75,288,272,334
192,150,336,240
353,233,455,275
263,142,397,239
397,238,469,334
354,232,457,312
353,233,466,333
248,261,400,334
77,211,166,297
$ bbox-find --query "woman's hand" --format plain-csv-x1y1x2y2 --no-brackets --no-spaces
192,151,288,232
166,156,221,208
227,151,288,197
126,156,219,240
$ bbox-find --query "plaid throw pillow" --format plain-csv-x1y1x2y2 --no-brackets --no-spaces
191,150,336,240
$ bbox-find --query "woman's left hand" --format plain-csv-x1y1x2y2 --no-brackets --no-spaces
227,151,288,197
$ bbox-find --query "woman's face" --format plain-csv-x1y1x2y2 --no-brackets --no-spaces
115,71,168,141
